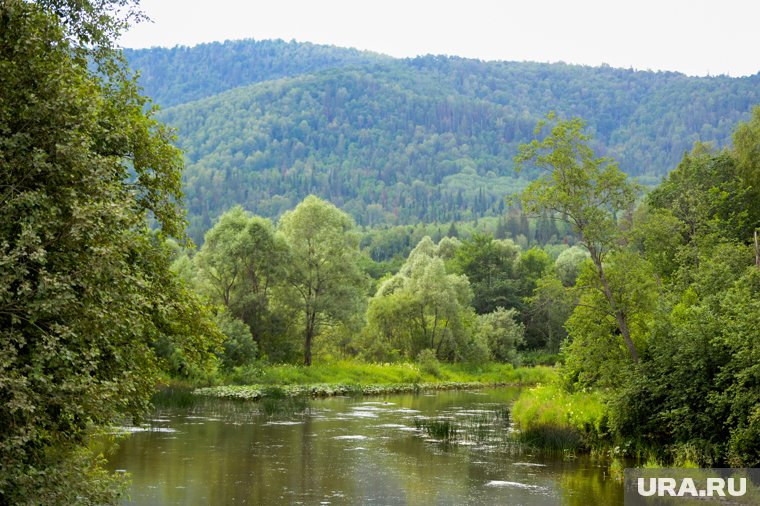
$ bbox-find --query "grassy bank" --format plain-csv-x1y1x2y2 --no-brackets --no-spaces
511,384,609,454
227,360,554,385
192,361,555,400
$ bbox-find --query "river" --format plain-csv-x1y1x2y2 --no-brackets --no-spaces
107,387,622,505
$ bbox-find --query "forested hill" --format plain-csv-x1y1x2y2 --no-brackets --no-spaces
125,40,760,243
124,39,389,107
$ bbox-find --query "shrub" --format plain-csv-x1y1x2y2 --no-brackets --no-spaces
476,308,524,365
215,311,258,369
417,349,442,378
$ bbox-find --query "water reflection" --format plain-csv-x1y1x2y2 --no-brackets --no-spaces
108,388,622,505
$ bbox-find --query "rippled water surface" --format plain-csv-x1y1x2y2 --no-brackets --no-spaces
108,388,622,505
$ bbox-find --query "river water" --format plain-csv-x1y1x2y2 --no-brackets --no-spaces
107,387,623,505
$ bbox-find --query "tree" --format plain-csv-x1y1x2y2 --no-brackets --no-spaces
604,114,760,466
515,113,642,362
563,251,657,387
0,2,220,503
733,105,760,194
278,196,367,365
515,247,552,298
213,310,258,370
476,307,524,364
453,233,521,314
554,246,590,287
647,145,760,272
366,237,474,360
607,245,757,466
196,206,287,357
524,273,574,351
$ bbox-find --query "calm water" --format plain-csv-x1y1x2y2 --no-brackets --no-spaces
107,388,623,505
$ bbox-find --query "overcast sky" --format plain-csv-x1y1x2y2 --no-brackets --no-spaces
119,0,759,77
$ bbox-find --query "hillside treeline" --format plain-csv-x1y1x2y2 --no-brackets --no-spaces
125,41,760,243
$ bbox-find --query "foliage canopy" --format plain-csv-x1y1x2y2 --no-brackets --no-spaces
0,1,220,502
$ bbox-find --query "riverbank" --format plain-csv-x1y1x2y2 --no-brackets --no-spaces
191,361,556,400
510,384,609,454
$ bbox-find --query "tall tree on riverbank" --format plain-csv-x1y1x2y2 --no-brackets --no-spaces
278,196,367,365
515,113,641,362
0,1,220,503
195,206,289,359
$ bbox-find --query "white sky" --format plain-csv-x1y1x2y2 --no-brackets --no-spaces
119,0,759,77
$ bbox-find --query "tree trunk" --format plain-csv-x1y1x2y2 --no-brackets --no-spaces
304,331,312,366
435,320,449,356
430,309,439,349
304,308,315,366
590,248,639,363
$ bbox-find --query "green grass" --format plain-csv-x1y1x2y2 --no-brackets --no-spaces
511,384,608,453
225,360,556,387
193,360,556,400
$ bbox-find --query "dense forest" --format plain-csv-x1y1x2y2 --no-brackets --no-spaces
124,40,389,107
125,41,760,242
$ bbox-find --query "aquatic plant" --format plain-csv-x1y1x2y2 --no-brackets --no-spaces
152,387,200,409
195,381,526,401
414,418,459,441
519,425,582,454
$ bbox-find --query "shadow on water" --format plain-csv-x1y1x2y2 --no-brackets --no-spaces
257,387,311,417
151,387,198,409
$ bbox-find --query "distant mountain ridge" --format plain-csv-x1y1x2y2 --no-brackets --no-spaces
124,39,390,107
124,39,760,242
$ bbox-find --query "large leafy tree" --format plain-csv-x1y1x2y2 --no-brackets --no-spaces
515,113,642,362
0,1,219,503
612,129,760,465
195,206,289,361
366,237,473,360
197,208,284,323
647,144,760,274
278,196,367,366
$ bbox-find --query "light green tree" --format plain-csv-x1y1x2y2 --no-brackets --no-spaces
406,253,472,355
515,113,642,362
197,207,251,307
733,105,760,193
563,251,657,387
367,237,473,359
278,196,367,365
476,307,524,364
554,246,590,287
